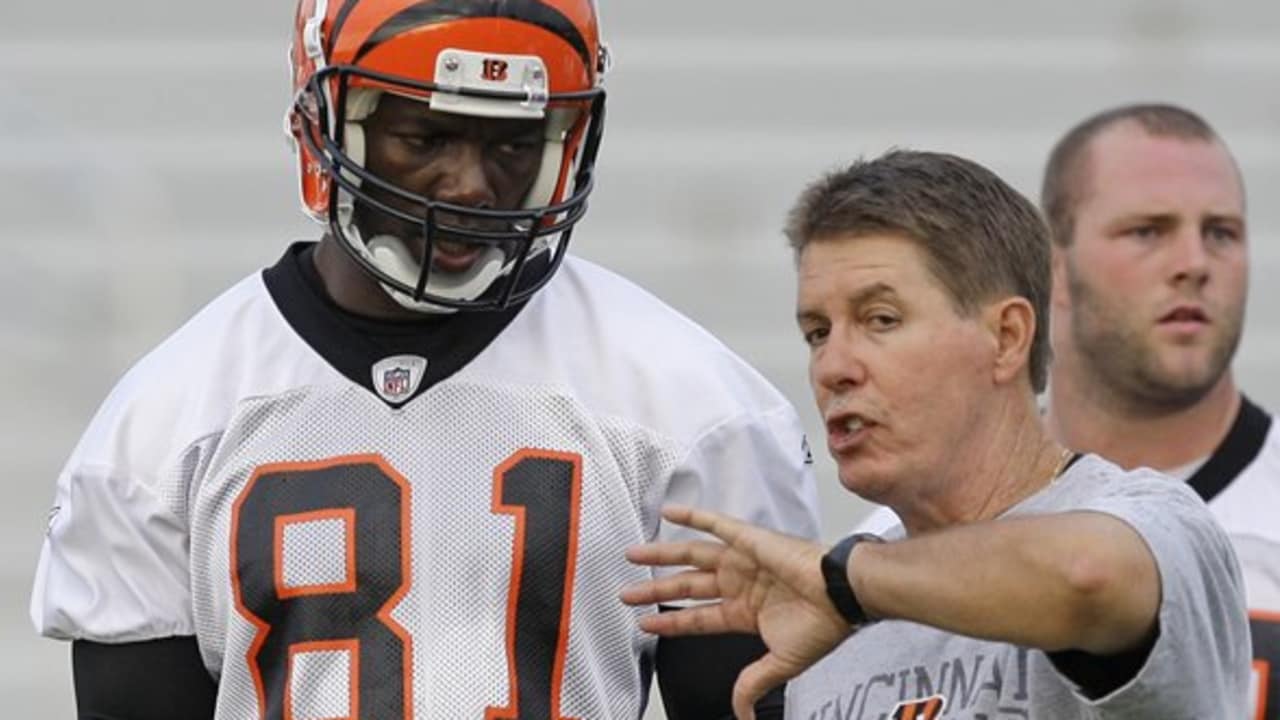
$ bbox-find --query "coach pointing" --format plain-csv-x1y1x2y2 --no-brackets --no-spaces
620,150,1249,720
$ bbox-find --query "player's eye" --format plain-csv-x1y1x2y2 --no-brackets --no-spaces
393,131,447,152
494,136,542,159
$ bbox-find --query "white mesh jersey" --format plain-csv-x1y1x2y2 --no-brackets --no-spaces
1187,403,1280,720
31,248,821,720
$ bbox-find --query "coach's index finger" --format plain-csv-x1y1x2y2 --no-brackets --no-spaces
661,504,751,546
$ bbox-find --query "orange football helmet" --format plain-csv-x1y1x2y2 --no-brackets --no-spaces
287,0,608,311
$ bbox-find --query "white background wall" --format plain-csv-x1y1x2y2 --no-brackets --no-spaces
3,1,1278,715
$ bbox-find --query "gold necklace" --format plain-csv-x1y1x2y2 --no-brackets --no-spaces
1048,446,1074,486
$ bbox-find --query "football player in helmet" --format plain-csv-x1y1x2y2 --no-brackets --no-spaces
32,1,821,718
288,0,606,313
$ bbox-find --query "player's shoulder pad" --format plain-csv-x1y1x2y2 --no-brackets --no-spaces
65,272,329,476
494,255,797,441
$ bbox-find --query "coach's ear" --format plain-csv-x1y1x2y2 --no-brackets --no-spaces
985,296,1035,387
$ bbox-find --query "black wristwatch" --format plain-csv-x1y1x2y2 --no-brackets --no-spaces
820,532,883,626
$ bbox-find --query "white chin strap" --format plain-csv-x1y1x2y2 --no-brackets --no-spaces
335,88,578,313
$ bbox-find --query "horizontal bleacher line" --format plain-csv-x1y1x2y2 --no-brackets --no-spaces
3,34,1280,73
2,128,1279,172
8,226,1280,273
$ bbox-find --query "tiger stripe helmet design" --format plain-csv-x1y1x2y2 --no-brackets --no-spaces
287,0,609,312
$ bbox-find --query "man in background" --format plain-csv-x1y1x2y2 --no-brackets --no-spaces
1042,103,1280,719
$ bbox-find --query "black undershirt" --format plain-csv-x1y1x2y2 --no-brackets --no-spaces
73,637,216,720
656,624,784,719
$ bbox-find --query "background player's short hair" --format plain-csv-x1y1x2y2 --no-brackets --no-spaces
1040,103,1230,248
784,150,1052,393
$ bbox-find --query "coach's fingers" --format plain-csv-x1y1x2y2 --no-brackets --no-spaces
619,569,721,606
731,652,791,720
634,602,750,636
656,506,824,600
661,504,751,545
663,505,793,574
624,539,727,570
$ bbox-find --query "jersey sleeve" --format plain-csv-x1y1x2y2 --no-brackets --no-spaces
1056,478,1251,716
660,403,821,556
31,460,197,643
30,386,223,645
29,274,271,646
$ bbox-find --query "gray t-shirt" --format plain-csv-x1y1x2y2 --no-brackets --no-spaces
786,454,1250,719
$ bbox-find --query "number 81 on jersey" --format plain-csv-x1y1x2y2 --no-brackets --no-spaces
231,450,583,720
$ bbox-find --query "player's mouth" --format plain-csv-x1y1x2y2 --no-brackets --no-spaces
825,412,875,454
1157,304,1211,336
430,238,488,273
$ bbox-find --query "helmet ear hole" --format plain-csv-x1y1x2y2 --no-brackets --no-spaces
341,88,381,179
343,122,366,186
346,88,382,123
523,107,579,209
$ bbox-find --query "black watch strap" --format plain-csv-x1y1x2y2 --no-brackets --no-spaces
820,532,883,626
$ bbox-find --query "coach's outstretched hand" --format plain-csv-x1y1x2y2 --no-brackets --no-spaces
620,505,854,720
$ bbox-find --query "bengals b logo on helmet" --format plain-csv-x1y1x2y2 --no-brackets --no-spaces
891,694,947,720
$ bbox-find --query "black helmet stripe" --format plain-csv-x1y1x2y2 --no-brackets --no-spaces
328,0,364,56
352,0,591,70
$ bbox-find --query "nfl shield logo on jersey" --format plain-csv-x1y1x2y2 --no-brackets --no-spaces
371,354,429,404
384,367,410,396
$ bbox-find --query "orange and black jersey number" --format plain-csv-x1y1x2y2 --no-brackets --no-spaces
231,451,580,720
71,451,778,719
1253,610,1280,720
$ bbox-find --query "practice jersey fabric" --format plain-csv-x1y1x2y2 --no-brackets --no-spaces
1172,396,1280,720
31,244,821,719
788,454,1249,720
